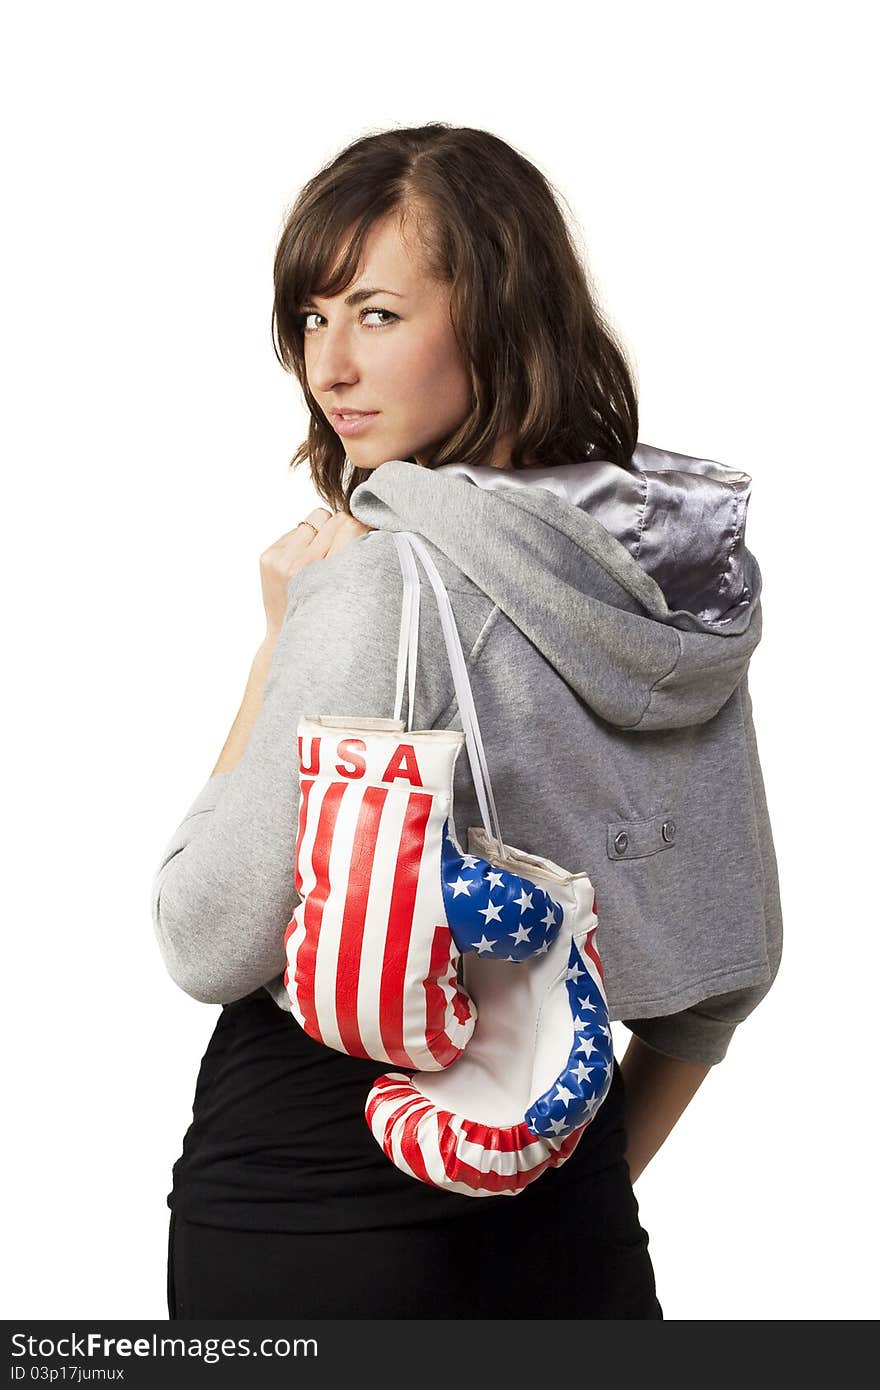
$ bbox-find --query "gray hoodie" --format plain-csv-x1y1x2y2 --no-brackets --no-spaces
151,443,783,1066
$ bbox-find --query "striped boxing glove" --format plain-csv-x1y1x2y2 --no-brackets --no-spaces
283,717,565,1071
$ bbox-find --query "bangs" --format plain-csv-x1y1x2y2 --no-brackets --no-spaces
278,190,411,331
295,219,368,307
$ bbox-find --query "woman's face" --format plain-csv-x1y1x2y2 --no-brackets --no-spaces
301,211,473,471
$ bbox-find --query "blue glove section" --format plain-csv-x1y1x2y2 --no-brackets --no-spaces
524,938,614,1137
440,819,564,962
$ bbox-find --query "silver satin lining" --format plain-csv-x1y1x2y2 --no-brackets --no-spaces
432,442,752,625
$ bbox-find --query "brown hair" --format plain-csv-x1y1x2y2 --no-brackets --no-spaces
272,123,639,514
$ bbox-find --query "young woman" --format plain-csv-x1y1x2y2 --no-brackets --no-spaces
152,123,782,1319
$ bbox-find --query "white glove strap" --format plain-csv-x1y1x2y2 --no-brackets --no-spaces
393,534,420,733
392,529,506,857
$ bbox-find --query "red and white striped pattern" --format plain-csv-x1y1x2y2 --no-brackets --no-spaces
365,1074,587,1196
283,718,476,1071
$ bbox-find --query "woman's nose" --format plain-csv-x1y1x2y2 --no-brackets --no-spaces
309,328,359,393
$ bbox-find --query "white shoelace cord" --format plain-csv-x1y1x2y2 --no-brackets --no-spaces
392,530,506,857
393,535,420,732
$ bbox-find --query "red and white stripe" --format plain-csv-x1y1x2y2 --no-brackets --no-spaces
364,1073,588,1196
283,723,476,1071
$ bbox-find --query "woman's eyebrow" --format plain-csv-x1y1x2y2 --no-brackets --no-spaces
303,287,405,309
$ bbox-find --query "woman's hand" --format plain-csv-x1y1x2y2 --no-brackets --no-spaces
260,508,373,641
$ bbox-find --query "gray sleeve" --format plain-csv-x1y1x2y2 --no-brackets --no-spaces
149,531,490,1005
622,977,777,1066
622,675,784,1065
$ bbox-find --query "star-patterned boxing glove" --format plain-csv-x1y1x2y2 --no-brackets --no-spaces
443,831,563,962
364,827,615,1197
283,717,563,1073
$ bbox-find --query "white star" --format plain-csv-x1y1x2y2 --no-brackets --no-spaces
553,1083,576,1109
599,1023,612,1039
571,1015,587,1032
541,906,556,929
565,961,585,983
479,899,504,925
474,934,497,954
509,923,533,945
514,888,533,913
458,852,481,869
575,1036,599,1059
485,869,505,890
577,994,598,1013
572,1061,595,1085
447,875,475,898
547,1116,569,1136
533,939,552,955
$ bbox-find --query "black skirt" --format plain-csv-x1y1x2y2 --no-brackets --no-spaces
166,989,663,1318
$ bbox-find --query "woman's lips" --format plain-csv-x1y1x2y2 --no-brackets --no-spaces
331,412,380,437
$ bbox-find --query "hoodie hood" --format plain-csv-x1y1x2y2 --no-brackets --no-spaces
349,442,762,731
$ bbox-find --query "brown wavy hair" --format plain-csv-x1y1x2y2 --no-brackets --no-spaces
272,123,639,514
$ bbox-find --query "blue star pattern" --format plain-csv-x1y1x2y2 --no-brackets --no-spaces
523,937,614,1138
440,819,564,962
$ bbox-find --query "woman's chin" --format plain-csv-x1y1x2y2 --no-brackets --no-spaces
349,448,415,471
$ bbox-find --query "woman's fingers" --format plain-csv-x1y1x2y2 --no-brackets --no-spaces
288,507,335,553
260,508,331,635
322,513,373,556
260,508,373,637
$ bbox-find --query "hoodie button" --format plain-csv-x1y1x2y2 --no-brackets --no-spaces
613,831,629,855
661,820,676,843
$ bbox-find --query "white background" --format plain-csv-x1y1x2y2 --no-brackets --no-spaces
3,0,876,1321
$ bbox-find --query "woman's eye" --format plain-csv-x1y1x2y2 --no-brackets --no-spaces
298,307,398,334
361,307,398,328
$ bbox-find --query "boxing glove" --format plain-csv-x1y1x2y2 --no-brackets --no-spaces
283,718,564,1071
364,827,614,1196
